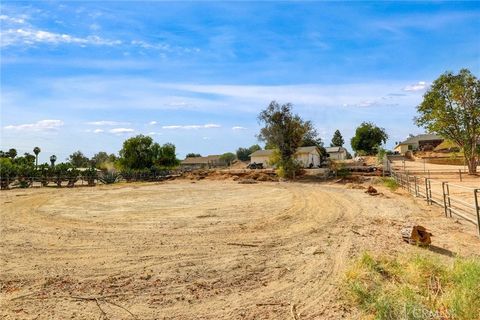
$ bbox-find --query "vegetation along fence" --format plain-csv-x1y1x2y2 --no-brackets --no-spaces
386,160,480,236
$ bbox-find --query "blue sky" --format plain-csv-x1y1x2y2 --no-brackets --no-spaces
1,1,479,162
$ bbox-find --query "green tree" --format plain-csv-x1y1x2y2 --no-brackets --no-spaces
67,150,90,168
258,101,315,178
33,147,41,167
236,144,261,161
350,122,388,155
119,135,155,169
153,143,179,167
91,151,117,169
220,152,236,166
186,153,201,158
300,128,326,156
331,130,345,147
7,148,17,159
415,69,480,174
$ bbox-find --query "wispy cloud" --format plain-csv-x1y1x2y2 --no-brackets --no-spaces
403,81,429,92
86,120,130,126
148,121,157,125
232,126,247,130
109,128,134,134
162,124,221,130
4,119,64,131
1,28,122,48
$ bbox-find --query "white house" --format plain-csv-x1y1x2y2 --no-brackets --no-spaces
250,146,321,168
326,146,348,160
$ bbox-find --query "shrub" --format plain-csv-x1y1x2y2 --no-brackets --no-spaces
0,158,17,189
82,167,98,186
100,171,119,184
344,252,480,320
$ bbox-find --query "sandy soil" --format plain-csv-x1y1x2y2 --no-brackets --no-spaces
1,180,479,320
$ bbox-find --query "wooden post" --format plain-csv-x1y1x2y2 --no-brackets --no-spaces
442,182,448,217
428,179,433,205
414,177,418,197
459,169,462,182
425,178,430,204
446,183,452,217
474,189,480,237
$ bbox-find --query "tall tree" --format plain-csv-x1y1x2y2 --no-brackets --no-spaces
258,101,315,178
415,69,479,174
67,151,90,168
220,152,236,166
331,130,345,147
236,144,261,161
91,151,117,169
119,135,155,169
350,122,388,155
33,147,41,167
7,148,17,159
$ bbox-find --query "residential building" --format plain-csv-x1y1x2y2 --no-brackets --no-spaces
394,134,444,154
249,146,321,168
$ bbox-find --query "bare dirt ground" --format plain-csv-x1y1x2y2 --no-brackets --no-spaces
1,180,480,320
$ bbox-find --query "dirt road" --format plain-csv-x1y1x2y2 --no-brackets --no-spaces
1,180,479,319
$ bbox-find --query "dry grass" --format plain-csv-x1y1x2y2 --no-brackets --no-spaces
344,252,480,320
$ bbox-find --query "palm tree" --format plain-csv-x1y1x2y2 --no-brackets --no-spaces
33,147,41,168
50,155,57,167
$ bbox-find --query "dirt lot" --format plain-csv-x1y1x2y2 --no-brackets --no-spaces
1,180,480,319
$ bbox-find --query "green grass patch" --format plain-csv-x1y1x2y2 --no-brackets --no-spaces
344,252,480,320
378,177,399,191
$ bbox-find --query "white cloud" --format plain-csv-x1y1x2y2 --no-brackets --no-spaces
146,131,161,136
0,15,26,24
109,128,134,134
93,128,104,133
232,126,247,130
148,121,157,125
162,124,221,130
403,81,429,92
86,120,129,126
4,119,64,131
1,28,122,48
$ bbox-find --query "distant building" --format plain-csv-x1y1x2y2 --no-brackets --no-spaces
249,146,321,168
325,146,348,160
394,134,444,154
180,155,225,169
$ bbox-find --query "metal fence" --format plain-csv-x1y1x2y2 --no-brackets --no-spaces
387,160,480,236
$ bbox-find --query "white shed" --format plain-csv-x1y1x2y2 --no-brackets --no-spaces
326,146,348,160
250,146,321,168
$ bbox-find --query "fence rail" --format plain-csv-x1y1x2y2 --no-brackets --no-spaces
387,160,480,236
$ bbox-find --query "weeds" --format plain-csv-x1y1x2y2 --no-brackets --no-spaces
344,252,480,320
379,177,399,191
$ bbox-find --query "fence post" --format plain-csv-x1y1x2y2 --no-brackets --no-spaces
446,183,452,217
458,169,462,182
442,182,448,217
406,172,410,194
425,178,430,204
428,179,433,205
414,176,418,197
474,189,480,237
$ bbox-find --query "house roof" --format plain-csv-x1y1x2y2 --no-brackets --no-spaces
181,155,221,165
325,146,346,153
395,133,443,148
250,146,319,158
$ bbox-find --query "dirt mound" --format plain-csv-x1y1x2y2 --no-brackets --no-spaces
182,169,278,182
